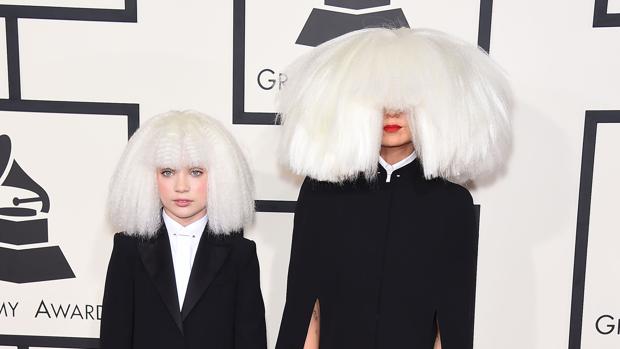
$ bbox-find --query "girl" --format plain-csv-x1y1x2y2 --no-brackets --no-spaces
101,110,266,349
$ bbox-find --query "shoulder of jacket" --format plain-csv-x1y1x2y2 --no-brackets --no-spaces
109,232,141,262
300,176,360,196
232,236,257,254
222,236,257,268
434,180,473,204
114,231,135,242
112,232,141,248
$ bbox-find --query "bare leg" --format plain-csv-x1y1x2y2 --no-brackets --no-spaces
433,324,441,349
304,299,320,349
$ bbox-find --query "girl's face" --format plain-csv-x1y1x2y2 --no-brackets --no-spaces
156,166,208,226
381,109,413,147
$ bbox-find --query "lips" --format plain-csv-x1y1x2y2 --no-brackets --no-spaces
383,125,402,133
174,199,192,207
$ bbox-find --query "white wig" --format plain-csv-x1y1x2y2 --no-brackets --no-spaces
107,110,255,237
277,27,512,183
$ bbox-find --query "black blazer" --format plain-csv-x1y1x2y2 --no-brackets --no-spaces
276,159,478,349
100,225,267,349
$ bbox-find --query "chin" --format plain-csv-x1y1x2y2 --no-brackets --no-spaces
178,210,203,219
381,141,409,148
166,206,202,219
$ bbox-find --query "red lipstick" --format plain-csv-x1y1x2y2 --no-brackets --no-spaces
383,125,402,133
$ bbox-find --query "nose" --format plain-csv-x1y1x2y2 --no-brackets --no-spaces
174,172,190,193
384,110,404,119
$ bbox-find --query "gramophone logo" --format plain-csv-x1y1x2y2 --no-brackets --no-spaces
0,134,75,283
296,0,409,47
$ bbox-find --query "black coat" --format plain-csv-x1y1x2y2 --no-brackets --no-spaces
276,159,478,349
100,225,267,349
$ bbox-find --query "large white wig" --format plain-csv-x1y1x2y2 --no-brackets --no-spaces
277,27,512,183
107,110,255,238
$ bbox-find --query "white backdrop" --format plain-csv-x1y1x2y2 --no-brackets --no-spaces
0,1,619,348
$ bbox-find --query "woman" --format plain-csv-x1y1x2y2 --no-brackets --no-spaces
276,28,512,348
101,110,266,349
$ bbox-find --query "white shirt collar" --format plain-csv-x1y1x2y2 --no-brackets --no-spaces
162,209,208,309
162,209,208,239
379,151,417,183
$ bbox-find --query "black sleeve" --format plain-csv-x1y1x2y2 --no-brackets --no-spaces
234,240,267,349
437,187,478,349
276,178,320,349
100,233,134,349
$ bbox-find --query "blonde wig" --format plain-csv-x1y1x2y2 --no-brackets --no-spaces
277,27,512,183
107,110,255,237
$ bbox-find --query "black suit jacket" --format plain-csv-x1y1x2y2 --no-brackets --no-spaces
276,159,478,349
100,225,267,349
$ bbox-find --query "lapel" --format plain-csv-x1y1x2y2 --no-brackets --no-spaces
181,226,231,320
137,225,184,334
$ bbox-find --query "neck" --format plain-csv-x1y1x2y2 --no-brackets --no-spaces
380,142,414,165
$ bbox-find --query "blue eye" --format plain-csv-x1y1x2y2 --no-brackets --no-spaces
190,169,204,177
161,169,174,177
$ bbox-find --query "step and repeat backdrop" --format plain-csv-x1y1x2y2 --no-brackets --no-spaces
0,1,619,348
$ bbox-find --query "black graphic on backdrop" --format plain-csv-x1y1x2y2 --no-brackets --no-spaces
569,110,620,349
326,0,389,9
0,134,74,283
233,0,495,125
593,0,620,27
0,1,138,348
569,11,620,345
296,0,408,47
